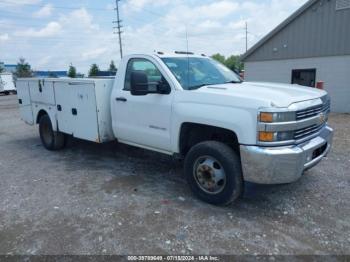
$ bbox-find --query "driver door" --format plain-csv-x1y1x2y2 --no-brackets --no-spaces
114,58,174,152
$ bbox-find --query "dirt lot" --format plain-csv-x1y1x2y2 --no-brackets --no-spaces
0,94,349,255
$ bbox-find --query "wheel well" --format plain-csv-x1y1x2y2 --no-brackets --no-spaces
179,123,239,156
36,110,48,124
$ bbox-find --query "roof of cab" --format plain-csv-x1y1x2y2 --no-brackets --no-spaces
154,51,208,59
124,51,209,59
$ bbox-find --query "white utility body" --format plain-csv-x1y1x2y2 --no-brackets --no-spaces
16,53,333,205
17,78,115,143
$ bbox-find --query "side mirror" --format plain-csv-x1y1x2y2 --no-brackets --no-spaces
157,77,171,94
130,71,149,96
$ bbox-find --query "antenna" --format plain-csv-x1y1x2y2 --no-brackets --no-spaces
113,0,123,59
245,21,248,52
185,25,190,90
185,26,189,54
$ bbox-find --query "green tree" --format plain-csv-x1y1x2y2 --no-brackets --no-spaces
68,64,77,78
211,53,226,64
15,57,33,78
88,64,100,77
211,53,244,73
225,55,244,72
0,66,4,73
109,60,117,72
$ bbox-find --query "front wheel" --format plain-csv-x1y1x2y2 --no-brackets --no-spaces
184,141,243,205
39,115,66,151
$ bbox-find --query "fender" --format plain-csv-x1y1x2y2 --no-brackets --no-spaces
171,102,258,153
34,106,58,132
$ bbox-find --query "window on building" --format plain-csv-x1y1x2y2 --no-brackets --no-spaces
336,0,350,10
291,69,316,88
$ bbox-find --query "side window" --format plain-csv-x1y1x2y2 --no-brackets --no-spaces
124,58,164,91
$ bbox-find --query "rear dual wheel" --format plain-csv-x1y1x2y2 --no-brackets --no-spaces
184,141,243,206
39,115,66,151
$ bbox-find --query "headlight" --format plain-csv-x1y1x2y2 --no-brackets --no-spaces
259,131,294,142
258,110,297,143
259,111,296,123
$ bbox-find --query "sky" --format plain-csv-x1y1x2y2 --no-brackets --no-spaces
0,0,308,74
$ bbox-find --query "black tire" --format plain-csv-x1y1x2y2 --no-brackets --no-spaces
39,115,66,151
184,141,243,205
4,91,9,95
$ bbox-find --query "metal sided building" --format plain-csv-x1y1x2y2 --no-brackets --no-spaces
241,0,350,113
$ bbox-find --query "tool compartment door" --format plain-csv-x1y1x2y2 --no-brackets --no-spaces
29,79,56,105
16,80,34,125
55,81,100,142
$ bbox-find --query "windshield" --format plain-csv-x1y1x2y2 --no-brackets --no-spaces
161,57,242,90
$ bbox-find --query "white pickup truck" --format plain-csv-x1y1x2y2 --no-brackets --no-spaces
16,52,333,205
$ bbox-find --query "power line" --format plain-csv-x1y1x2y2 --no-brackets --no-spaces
0,23,104,33
0,3,113,12
113,0,123,59
0,11,113,21
2,38,117,42
126,2,167,19
247,31,261,38
1,2,254,54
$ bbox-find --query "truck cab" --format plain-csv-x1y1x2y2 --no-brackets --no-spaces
16,52,333,205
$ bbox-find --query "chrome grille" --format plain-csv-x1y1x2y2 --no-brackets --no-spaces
294,97,330,140
294,123,326,140
296,99,330,121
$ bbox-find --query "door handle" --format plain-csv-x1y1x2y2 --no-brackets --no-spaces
116,97,127,102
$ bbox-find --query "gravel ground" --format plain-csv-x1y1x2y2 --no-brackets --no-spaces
0,94,349,255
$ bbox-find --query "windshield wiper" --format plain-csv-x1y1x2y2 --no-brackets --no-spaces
188,83,217,90
188,80,242,90
225,80,243,84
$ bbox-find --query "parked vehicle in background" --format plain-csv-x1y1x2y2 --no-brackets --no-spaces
0,73,16,95
16,52,333,205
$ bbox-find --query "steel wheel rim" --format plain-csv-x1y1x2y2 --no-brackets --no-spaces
193,156,226,195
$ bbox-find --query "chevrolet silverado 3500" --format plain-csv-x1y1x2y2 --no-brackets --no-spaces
16,52,333,205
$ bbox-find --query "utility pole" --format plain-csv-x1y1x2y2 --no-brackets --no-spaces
113,0,123,59
245,21,248,52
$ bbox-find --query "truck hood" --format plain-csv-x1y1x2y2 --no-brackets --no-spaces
195,81,327,108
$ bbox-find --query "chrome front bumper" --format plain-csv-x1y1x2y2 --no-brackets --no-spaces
240,126,333,184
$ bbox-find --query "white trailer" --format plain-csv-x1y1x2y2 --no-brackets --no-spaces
0,73,16,95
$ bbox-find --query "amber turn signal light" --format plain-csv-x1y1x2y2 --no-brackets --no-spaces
259,131,275,142
260,112,273,123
